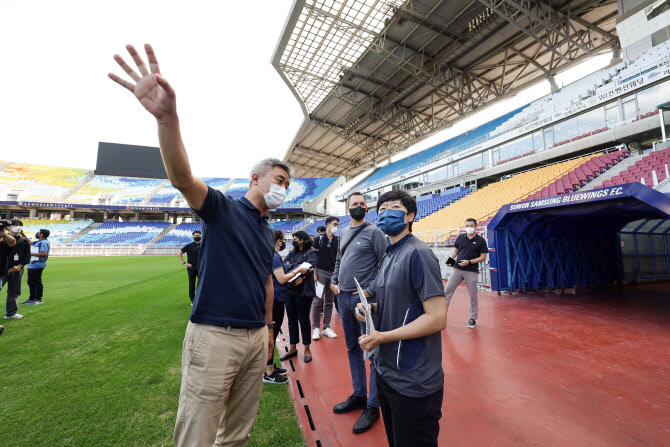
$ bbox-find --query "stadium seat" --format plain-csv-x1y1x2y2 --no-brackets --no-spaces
20,219,93,244
0,164,90,201
70,176,163,204
153,222,202,246
413,155,598,241
72,221,170,245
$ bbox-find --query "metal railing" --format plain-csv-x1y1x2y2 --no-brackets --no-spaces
414,228,491,287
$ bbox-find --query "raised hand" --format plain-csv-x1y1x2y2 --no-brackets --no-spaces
108,44,176,120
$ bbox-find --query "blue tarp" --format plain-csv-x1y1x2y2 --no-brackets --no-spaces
487,183,670,291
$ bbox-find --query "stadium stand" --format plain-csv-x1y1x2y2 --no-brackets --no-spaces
225,179,248,200
526,150,629,200
202,178,231,190
415,187,471,221
413,154,609,238
20,219,93,244
70,176,163,204
601,148,670,187
153,222,202,247
0,164,90,201
149,183,182,205
72,221,170,245
269,220,303,232
353,105,529,192
284,178,338,205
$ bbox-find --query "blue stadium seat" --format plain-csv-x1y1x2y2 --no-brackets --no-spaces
73,221,170,245
153,222,203,246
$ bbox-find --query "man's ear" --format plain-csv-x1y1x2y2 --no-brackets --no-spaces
408,212,416,223
250,173,260,185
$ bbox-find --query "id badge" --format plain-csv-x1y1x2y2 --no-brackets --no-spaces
14,254,18,261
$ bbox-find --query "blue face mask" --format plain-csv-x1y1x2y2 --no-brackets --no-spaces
377,209,408,236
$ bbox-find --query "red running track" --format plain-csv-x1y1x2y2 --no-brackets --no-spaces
275,282,670,447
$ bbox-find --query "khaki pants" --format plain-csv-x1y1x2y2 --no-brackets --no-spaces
174,321,269,447
444,269,479,320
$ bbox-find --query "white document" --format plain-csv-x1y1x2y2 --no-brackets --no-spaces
288,262,312,283
30,244,39,262
354,277,378,360
315,281,325,298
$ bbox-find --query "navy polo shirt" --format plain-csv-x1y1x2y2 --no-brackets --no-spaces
368,233,445,398
190,186,275,328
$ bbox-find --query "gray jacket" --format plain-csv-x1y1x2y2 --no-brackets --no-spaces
331,223,387,293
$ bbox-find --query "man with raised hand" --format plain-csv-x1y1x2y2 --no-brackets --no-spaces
109,44,292,447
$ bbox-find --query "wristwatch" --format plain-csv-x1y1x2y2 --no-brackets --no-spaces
267,323,276,329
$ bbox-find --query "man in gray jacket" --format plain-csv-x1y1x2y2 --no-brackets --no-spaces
330,192,387,434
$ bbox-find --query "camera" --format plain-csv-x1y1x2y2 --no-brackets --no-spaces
0,219,11,234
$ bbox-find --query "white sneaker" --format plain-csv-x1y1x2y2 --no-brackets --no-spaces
312,328,321,340
322,327,338,338
4,313,24,319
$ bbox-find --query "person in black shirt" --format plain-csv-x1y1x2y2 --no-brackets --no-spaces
311,216,339,340
4,220,27,319
178,231,201,304
444,218,488,329
280,230,318,363
317,226,326,237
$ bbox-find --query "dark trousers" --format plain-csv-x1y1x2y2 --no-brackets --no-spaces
186,269,198,302
4,271,24,317
284,294,312,346
27,268,44,300
377,374,443,447
267,299,286,366
339,291,379,407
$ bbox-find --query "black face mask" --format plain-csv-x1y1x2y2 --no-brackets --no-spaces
193,237,201,242
349,206,366,220
35,233,40,239
279,241,286,251
292,241,300,250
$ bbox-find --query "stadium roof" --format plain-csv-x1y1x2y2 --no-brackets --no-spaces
272,0,619,179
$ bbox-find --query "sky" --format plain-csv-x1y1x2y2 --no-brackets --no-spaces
0,0,303,178
1,1,613,185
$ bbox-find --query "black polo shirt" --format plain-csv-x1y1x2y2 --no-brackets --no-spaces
315,234,338,271
454,233,488,273
180,241,201,270
190,187,275,328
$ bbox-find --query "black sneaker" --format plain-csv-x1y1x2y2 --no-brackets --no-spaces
274,366,288,376
468,319,476,328
20,299,36,305
333,394,367,414
33,300,44,305
353,406,380,434
263,370,288,384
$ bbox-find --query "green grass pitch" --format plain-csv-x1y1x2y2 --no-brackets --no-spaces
0,256,303,447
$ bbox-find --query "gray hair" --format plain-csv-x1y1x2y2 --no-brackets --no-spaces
250,158,293,180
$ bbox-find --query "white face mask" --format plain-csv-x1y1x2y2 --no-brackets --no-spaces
256,176,286,209
330,226,339,235
11,226,22,234
465,227,476,235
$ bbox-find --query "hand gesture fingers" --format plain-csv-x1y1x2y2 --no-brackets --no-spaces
108,72,135,93
144,43,161,74
126,44,150,77
113,53,141,83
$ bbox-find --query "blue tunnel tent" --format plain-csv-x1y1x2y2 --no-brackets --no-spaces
488,183,670,292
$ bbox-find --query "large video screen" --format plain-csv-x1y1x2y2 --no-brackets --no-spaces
95,142,167,179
